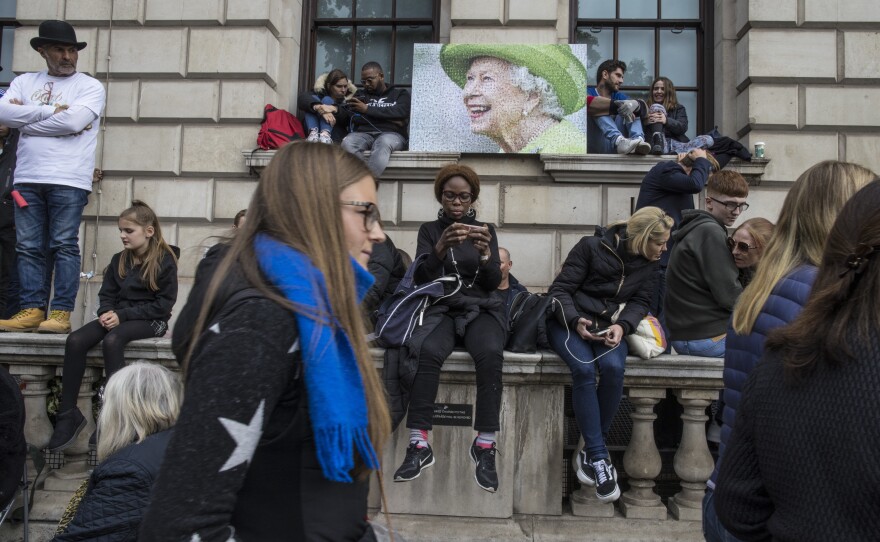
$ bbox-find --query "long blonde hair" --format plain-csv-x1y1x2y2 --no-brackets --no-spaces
731,160,876,334
117,200,177,291
182,142,391,474
97,362,181,461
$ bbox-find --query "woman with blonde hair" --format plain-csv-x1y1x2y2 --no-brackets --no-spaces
703,160,876,542
548,206,672,503
140,142,391,541
727,217,775,288
53,362,181,541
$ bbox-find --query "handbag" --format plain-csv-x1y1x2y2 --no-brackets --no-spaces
505,292,553,353
624,313,667,359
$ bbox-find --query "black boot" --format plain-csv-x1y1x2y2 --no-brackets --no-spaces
47,407,86,452
650,131,666,155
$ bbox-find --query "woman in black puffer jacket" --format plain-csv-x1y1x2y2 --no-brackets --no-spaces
547,206,672,504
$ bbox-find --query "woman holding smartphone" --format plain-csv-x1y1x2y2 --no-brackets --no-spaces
392,164,505,493
547,206,672,503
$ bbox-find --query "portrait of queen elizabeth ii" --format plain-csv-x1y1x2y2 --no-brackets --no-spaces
410,44,588,154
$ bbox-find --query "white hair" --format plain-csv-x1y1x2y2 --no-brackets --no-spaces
509,65,565,120
96,362,181,460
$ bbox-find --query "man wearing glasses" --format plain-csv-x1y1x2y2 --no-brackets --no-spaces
340,62,410,178
664,171,750,357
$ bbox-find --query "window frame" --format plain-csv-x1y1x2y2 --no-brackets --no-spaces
569,0,713,137
298,0,441,93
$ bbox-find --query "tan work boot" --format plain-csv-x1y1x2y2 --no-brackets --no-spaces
0,308,46,332
37,310,72,334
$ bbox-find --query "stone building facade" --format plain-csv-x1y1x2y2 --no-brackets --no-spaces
5,0,880,329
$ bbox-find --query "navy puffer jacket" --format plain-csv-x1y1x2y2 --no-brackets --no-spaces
54,429,172,541
708,265,817,488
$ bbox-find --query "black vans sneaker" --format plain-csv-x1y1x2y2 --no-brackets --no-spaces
47,407,86,452
470,438,499,493
576,448,596,486
590,457,620,503
393,442,434,482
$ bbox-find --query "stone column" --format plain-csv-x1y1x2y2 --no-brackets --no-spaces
9,363,55,450
49,366,99,483
669,388,716,520
619,387,667,519
569,436,614,518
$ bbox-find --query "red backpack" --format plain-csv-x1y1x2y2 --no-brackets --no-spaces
256,104,305,150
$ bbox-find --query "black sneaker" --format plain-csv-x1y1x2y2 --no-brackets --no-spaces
590,457,620,503
470,438,499,493
575,448,595,486
47,407,87,452
393,442,434,482
650,132,665,155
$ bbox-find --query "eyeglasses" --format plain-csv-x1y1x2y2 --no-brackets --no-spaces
727,237,757,253
709,196,750,212
442,191,473,203
340,201,381,231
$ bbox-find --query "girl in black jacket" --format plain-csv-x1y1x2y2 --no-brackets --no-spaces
547,206,672,503
47,201,178,452
392,164,505,493
645,76,713,155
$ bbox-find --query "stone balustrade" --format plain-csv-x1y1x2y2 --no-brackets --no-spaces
1,333,722,530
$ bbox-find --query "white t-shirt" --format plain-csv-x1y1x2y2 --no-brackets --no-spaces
0,70,106,192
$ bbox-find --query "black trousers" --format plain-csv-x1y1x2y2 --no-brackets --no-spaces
406,312,504,432
59,318,165,412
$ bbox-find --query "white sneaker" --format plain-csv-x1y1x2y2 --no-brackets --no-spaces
318,131,333,144
306,128,319,142
633,136,652,155
616,136,639,154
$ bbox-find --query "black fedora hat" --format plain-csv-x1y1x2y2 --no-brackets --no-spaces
30,20,87,51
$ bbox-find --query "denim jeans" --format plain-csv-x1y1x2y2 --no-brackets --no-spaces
672,336,727,358
302,95,335,133
341,132,406,178
547,319,628,459
702,489,744,542
587,114,645,153
14,183,89,311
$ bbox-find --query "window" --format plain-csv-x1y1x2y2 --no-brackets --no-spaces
300,0,439,90
0,0,16,88
571,0,709,139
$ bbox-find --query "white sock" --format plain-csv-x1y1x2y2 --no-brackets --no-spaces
409,428,428,448
475,431,496,448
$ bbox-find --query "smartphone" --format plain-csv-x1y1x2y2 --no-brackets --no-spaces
593,328,611,336
460,224,484,231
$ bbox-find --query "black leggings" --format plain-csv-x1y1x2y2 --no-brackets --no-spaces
406,312,504,432
59,319,165,412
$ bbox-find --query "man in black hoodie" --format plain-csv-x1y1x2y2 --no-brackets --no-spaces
665,170,749,357
340,62,410,178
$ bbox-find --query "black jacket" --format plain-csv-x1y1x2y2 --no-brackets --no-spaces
54,430,173,542
0,129,19,230
142,245,370,542
635,157,713,266
548,224,659,335
97,248,179,323
338,84,410,138
663,104,689,142
364,236,406,317
665,210,742,340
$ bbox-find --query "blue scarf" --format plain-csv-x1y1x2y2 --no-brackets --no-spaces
254,233,379,483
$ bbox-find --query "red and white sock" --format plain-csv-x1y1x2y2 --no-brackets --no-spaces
409,429,429,448
475,431,496,449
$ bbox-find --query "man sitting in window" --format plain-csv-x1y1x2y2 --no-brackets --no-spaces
587,59,650,155
340,62,410,178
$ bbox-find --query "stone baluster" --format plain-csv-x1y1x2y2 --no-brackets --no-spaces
669,388,716,520
9,363,55,451
619,387,667,519
49,366,99,482
569,436,614,517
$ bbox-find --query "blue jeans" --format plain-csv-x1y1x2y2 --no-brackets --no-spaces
14,184,89,311
587,114,645,153
302,95,335,133
341,132,406,178
547,319,628,460
702,489,744,542
672,336,727,358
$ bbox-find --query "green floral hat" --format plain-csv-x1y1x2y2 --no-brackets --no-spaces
439,44,587,116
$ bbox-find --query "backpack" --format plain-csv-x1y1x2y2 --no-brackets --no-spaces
256,104,305,150
505,291,553,353
372,254,462,348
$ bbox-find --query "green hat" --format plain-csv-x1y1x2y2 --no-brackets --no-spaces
439,44,587,116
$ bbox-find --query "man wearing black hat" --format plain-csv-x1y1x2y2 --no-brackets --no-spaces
0,20,105,333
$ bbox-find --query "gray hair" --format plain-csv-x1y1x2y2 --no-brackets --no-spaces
96,362,182,460
509,65,565,120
